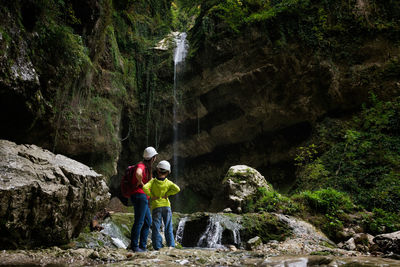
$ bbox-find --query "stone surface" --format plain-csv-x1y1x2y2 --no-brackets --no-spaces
3,211,396,266
0,139,110,248
344,238,357,251
374,231,400,254
222,165,272,213
174,211,334,254
154,4,400,212
1,247,399,266
246,236,262,250
268,213,337,255
353,233,375,252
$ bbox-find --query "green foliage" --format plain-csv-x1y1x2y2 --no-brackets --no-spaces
36,23,91,86
292,188,355,241
296,159,330,187
208,0,247,33
110,0,174,154
362,208,400,235
89,96,118,135
294,144,318,166
245,0,308,23
0,26,11,54
294,188,355,215
245,187,299,214
295,96,400,213
172,1,199,31
188,0,400,62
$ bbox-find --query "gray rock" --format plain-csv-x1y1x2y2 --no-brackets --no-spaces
374,230,400,254
0,139,110,248
246,236,262,250
344,237,357,251
337,227,356,241
222,165,272,213
222,207,232,213
353,233,375,252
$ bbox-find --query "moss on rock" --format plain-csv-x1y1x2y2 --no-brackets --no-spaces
241,212,292,243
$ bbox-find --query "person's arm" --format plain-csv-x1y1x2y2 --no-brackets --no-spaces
135,167,144,188
164,182,180,198
143,179,153,197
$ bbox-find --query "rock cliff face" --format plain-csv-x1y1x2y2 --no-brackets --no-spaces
156,1,400,212
0,139,110,249
0,0,173,181
1,1,400,214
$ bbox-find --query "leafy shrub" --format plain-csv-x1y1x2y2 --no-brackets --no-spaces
295,96,400,213
294,144,318,166
245,187,299,214
292,188,355,241
294,188,355,215
362,208,400,235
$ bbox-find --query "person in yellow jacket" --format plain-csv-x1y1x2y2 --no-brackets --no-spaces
143,160,180,250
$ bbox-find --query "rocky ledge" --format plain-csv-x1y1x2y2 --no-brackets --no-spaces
0,139,110,249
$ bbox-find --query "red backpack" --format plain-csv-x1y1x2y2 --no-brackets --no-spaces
120,165,137,198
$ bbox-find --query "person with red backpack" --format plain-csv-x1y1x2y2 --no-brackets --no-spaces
128,146,158,252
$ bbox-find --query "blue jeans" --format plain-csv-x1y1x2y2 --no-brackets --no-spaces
130,193,151,250
152,207,175,250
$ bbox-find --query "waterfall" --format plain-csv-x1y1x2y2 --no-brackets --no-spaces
174,32,188,65
177,214,242,248
197,217,224,248
175,217,188,244
172,32,188,208
197,214,242,248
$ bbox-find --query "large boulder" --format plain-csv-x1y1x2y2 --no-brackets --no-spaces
222,165,272,213
0,139,110,249
374,231,400,255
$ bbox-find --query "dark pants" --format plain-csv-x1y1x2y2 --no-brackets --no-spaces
130,193,151,249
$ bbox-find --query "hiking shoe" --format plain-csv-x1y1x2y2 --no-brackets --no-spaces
132,247,146,253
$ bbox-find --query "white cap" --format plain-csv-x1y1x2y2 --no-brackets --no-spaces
143,146,158,160
157,160,171,172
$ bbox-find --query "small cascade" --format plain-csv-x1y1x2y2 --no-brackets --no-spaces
197,214,242,248
197,217,224,248
175,217,188,244
100,219,130,249
232,227,241,246
177,213,242,249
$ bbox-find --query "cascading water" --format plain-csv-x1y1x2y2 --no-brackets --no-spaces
172,32,188,209
176,214,242,249
175,217,188,245
197,217,224,248
197,214,242,248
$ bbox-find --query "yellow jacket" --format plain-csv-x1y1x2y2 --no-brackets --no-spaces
143,178,180,210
